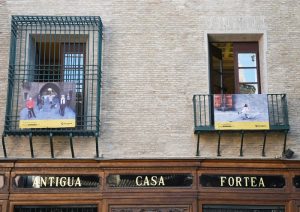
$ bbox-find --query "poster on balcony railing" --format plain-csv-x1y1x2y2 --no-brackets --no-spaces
214,94,269,130
19,82,76,128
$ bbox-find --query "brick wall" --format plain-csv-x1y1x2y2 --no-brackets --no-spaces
0,0,299,159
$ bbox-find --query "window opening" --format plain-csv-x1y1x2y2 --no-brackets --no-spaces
4,16,102,138
192,38,289,157
209,42,260,94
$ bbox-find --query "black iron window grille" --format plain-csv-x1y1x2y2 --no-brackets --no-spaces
2,16,102,158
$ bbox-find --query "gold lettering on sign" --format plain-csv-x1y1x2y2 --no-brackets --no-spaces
32,176,82,188
135,176,165,186
244,177,250,187
75,177,81,186
158,176,165,186
219,176,266,188
32,176,40,188
251,177,257,187
136,176,142,186
60,177,67,187
220,176,226,187
49,177,55,187
259,177,265,187
228,177,234,186
41,177,47,187
236,177,242,187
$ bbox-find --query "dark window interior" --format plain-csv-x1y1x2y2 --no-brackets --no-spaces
32,40,86,128
209,42,260,94
5,16,102,137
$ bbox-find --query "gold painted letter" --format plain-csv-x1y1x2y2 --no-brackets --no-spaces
220,176,227,187
136,176,143,186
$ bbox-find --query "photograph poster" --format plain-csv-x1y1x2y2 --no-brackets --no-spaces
214,94,270,130
19,82,76,129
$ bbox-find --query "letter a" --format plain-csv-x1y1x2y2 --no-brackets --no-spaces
258,177,265,188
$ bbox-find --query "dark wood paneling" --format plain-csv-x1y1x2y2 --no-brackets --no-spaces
0,159,299,212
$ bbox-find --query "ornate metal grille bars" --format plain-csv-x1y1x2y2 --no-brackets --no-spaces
4,16,102,137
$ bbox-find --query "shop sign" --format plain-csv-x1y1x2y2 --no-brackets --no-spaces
107,174,193,188
293,176,300,188
14,175,100,188
200,174,285,188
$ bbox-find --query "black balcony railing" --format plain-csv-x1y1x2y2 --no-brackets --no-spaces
192,94,290,157
193,94,289,132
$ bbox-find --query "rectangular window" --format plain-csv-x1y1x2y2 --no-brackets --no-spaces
193,35,289,134
209,42,260,94
234,43,260,94
5,16,102,136
31,40,86,128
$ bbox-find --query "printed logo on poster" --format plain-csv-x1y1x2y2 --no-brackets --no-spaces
19,82,76,129
214,94,270,130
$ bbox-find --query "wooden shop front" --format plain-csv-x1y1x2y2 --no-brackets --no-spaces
0,159,299,212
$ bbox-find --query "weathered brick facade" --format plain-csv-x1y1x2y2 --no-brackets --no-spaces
0,0,299,159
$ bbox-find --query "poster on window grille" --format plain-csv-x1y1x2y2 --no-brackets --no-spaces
214,94,270,130
19,82,76,128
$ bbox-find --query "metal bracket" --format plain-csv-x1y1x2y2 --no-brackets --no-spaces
240,131,245,157
217,131,221,156
196,134,200,156
95,133,99,158
49,133,54,158
2,135,7,158
194,129,289,158
262,131,267,157
1,131,102,159
69,133,75,158
29,132,34,158
282,130,289,156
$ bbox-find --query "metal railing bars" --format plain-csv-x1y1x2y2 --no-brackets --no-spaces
193,94,290,157
2,16,103,158
193,94,289,131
